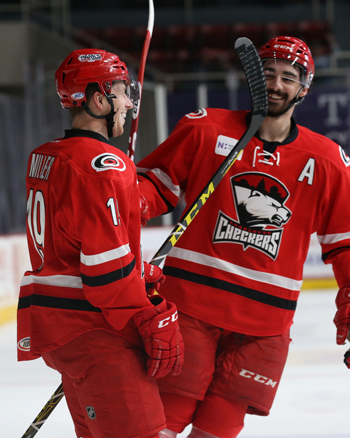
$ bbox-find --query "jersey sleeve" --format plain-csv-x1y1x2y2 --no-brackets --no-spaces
53,165,151,329
136,116,201,218
317,146,350,282
327,250,350,288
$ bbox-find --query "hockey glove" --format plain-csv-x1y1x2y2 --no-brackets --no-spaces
140,192,150,227
132,295,184,378
334,286,350,346
143,261,165,296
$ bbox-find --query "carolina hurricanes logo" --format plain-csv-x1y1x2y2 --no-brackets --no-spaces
185,109,207,119
213,172,291,260
91,153,126,172
339,145,350,167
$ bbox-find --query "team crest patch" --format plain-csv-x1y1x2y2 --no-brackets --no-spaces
91,153,126,172
213,172,291,260
185,109,207,119
86,406,97,420
18,337,31,351
339,146,350,167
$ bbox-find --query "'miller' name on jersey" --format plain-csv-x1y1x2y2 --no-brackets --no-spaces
29,153,55,180
213,211,282,260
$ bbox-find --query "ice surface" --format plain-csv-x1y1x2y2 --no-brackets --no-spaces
1,289,348,438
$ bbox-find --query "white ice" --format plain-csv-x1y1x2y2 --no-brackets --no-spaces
1,289,349,438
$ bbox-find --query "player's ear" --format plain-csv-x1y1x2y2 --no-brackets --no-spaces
91,91,104,110
299,87,309,99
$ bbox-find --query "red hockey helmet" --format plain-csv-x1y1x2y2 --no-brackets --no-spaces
259,36,315,88
55,48,138,108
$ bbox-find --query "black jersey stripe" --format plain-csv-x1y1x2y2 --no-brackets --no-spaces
164,266,297,311
18,294,102,313
81,258,136,287
322,245,350,262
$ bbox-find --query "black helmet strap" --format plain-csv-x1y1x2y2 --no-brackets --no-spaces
81,96,116,138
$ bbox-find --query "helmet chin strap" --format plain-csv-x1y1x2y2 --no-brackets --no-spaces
81,97,116,138
268,86,305,118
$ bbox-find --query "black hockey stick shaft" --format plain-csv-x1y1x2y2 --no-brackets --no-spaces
150,37,268,267
20,384,64,438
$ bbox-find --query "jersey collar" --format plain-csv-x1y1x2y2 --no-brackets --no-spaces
64,129,111,145
251,114,299,154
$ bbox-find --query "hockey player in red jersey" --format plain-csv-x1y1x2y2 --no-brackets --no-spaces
17,48,184,438
137,36,350,437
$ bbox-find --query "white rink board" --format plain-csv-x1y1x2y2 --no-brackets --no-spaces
0,234,31,307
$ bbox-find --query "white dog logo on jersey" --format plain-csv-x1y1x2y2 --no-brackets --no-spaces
213,172,291,260
91,153,126,172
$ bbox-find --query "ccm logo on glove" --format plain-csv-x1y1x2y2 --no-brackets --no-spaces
143,261,166,294
133,295,184,378
158,310,178,328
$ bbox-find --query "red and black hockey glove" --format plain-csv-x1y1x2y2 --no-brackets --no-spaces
334,286,350,345
334,286,350,369
143,261,165,296
132,295,184,378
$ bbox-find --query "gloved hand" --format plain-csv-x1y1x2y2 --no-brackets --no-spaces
334,286,350,345
132,295,184,378
140,193,150,227
143,261,165,295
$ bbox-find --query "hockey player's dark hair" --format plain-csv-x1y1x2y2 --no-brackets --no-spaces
69,83,100,119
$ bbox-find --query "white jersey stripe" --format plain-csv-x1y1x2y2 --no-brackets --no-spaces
80,244,131,266
317,231,350,245
136,167,182,199
21,275,83,289
168,247,302,291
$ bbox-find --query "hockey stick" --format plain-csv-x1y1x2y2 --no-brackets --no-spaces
127,0,155,161
150,37,268,267
20,384,64,438
20,37,267,438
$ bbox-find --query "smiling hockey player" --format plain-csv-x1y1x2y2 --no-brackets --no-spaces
17,48,184,438
136,36,350,438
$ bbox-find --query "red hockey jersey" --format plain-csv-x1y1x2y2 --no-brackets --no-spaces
17,130,152,361
137,109,350,337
